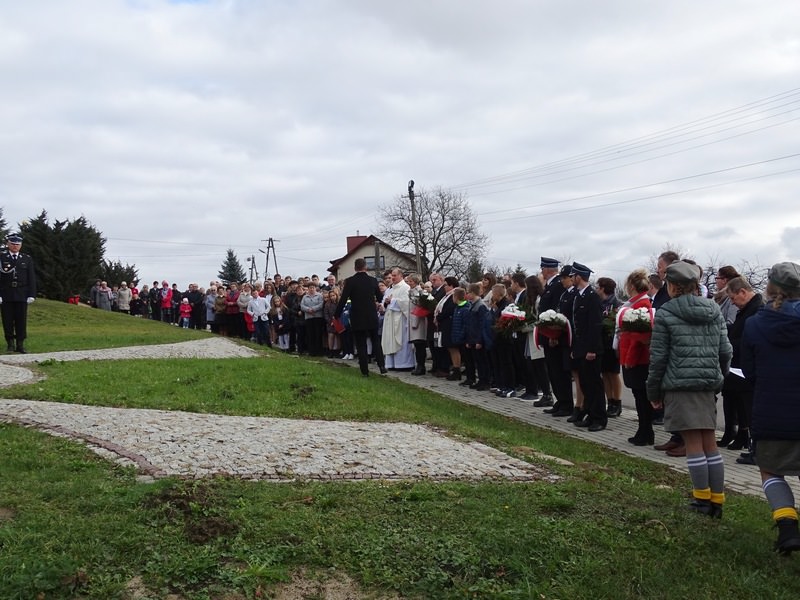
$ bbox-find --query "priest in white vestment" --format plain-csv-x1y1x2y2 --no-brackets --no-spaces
381,268,415,369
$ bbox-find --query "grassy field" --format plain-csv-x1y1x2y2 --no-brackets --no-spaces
0,300,798,599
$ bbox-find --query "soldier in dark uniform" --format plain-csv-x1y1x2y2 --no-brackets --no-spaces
569,262,607,432
538,258,575,418
0,233,37,353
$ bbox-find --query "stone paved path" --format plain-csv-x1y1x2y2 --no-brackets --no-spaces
1,340,794,498
0,341,547,483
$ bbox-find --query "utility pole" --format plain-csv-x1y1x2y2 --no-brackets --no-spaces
404,180,422,276
259,238,280,280
246,254,258,285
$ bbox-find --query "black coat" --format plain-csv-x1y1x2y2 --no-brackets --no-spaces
0,252,36,301
335,271,381,332
571,285,603,359
539,276,564,314
723,293,763,392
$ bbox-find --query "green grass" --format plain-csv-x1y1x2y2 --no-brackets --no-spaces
1,300,799,599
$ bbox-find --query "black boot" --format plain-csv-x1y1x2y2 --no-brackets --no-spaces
566,408,583,423
446,367,461,381
727,428,750,451
628,430,655,446
717,426,738,447
5,339,14,352
775,519,800,555
606,399,622,418
688,499,713,516
412,366,426,376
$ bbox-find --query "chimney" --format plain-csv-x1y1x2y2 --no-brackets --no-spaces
346,235,368,254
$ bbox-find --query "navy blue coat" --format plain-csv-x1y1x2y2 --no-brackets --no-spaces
464,299,493,349
742,299,800,441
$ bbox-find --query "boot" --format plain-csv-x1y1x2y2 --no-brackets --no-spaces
6,340,14,352
688,498,713,516
606,399,622,418
566,408,583,423
717,426,738,447
15,342,25,354
446,367,461,381
727,428,750,451
411,366,426,376
627,430,655,446
775,519,800,555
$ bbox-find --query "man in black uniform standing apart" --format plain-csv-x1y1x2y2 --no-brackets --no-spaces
335,257,387,377
0,232,36,353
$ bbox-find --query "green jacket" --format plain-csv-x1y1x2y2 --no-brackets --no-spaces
647,294,732,401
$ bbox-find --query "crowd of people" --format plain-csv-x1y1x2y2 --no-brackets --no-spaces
82,251,800,555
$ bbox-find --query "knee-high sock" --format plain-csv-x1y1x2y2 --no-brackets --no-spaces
706,452,725,504
763,477,798,521
687,453,710,500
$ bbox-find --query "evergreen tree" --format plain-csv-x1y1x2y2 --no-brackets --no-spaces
218,248,246,285
99,259,139,288
19,211,107,301
0,207,7,240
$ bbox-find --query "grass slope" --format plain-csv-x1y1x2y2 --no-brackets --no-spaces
0,300,798,599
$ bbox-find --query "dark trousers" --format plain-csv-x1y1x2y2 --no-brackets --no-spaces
730,388,754,431
530,357,550,395
305,318,324,356
577,356,606,425
413,340,427,372
544,345,573,410
353,328,384,375
464,346,490,384
254,319,270,345
491,337,514,390
1,301,27,344
512,335,536,392
632,386,653,437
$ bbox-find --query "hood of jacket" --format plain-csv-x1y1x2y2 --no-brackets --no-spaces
749,299,800,348
659,294,720,325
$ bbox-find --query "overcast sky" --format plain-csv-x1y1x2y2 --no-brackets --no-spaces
2,0,799,287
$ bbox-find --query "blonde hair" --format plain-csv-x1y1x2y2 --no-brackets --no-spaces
625,268,650,296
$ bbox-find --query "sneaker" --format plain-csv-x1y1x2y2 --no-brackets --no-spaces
504,389,517,398
518,392,539,401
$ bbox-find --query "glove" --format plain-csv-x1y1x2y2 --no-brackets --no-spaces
27,297,35,304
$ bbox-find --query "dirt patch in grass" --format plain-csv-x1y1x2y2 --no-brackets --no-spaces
141,480,238,544
0,507,16,523
270,570,400,600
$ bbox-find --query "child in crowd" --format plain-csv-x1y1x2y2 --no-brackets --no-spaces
323,289,342,358
448,287,470,381
179,298,192,328
462,283,493,390
268,295,290,350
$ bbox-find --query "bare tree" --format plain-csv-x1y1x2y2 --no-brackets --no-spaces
377,186,489,279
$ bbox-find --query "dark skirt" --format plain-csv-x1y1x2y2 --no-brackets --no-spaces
756,440,800,476
622,364,648,390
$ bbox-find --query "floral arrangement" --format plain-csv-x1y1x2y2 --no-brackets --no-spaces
534,310,568,337
619,307,653,333
411,290,439,317
494,303,531,337
602,306,619,337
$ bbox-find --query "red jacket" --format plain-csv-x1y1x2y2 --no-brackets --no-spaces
616,292,653,368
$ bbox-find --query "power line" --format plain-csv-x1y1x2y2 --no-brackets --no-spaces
483,166,800,223
475,152,800,217
448,87,800,193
